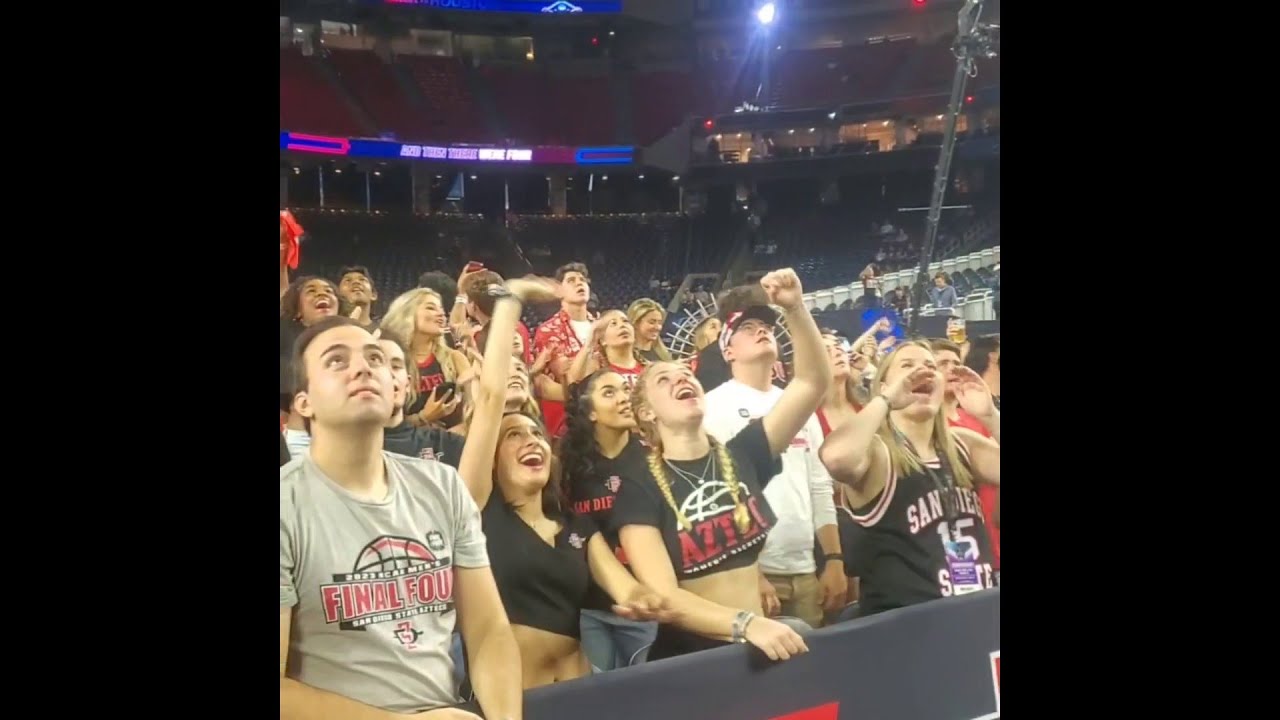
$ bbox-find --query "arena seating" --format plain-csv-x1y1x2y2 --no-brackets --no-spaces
630,71,694,143
280,47,367,138
398,54,489,142
280,37,999,145
325,49,431,140
479,66,617,146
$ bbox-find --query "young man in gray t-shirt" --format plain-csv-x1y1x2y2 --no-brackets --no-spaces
280,317,521,720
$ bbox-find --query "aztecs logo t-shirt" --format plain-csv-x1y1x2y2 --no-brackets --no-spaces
608,420,782,579
280,452,488,713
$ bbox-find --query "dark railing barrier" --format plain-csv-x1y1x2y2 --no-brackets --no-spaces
524,589,1000,720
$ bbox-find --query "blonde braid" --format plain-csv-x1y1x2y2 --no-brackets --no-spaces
710,437,751,534
632,361,749,532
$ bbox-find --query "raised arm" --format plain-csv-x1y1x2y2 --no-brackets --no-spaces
456,279,558,507
819,366,932,489
758,269,831,456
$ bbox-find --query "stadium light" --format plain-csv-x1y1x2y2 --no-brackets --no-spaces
755,2,776,25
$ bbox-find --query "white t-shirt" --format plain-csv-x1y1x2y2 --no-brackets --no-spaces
703,379,837,574
570,319,592,347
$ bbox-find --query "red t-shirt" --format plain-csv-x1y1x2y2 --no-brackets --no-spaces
947,407,999,569
608,360,643,391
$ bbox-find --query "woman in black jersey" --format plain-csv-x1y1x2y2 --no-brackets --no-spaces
819,340,1000,616
611,269,829,662
560,370,659,670
456,277,671,689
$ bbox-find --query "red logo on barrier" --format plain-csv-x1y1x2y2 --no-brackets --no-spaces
990,651,1001,714
769,702,840,720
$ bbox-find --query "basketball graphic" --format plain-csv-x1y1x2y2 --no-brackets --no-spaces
321,534,456,631
354,536,437,573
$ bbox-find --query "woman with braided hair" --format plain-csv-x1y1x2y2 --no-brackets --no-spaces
608,268,832,661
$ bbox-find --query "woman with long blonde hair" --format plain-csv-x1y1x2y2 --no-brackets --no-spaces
380,287,470,429
819,340,1000,616
609,269,828,662
565,310,646,390
627,298,672,362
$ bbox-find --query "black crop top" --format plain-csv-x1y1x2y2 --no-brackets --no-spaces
568,435,648,612
482,495,598,639
608,419,782,580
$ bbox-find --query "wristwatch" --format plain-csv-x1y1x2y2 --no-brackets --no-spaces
731,610,757,643
484,284,514,300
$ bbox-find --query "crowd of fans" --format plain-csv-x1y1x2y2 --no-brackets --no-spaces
278,213,1002,719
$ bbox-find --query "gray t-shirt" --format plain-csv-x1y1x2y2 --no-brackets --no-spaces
280,452,489,713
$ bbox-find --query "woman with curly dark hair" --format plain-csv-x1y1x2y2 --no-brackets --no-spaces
560,369,658,671
279,276,347,457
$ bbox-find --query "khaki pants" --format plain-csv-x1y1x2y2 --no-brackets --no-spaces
765,572,824,629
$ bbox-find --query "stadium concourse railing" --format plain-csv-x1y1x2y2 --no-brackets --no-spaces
521,589,1000,720
803,245,1001,322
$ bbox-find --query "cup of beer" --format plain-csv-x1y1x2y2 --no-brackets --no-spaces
946,317,967,344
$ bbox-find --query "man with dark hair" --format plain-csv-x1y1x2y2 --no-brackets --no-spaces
419,270,458,311
281,316,521,720
456,269,532,365
693,283,772,393
927,272,958,309
531,262,594,435
337,265,379,329
377,327,467,468
963,334,1000,410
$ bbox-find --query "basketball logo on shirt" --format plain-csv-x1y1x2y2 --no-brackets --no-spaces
319,535,456,631
605,475,621,493
990,651,1000,714
675,481,772,573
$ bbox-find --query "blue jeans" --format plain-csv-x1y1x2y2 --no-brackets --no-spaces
579,609,657,671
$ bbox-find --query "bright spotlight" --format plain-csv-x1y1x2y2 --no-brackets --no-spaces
755,2,776,25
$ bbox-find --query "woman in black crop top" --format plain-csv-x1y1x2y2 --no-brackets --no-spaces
610,269,831,662
819,341,1000,617
560,369,659,670
455,278,673,689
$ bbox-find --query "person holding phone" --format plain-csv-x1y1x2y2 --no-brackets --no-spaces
381,288,470,430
